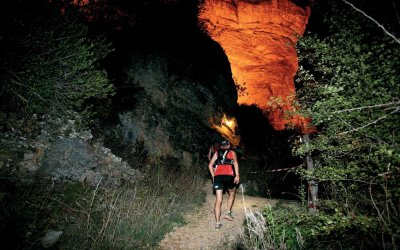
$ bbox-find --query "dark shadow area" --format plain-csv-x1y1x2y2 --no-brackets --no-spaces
235,105,303,199
93,0,237,127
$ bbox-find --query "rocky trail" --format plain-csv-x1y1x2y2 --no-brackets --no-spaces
159,182,278,249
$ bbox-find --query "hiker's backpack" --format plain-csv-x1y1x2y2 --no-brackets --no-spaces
214,149,235,176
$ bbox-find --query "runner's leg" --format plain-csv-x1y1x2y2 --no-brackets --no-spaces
215,189,223,223
226,187,236,212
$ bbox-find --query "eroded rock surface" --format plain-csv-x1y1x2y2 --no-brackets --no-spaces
0,113,140,186
199,0,312,131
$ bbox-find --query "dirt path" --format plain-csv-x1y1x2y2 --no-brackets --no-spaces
158,182,278,249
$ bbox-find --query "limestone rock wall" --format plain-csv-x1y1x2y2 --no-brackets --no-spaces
199,0,312,131
0,113,140,186
114,52,237,167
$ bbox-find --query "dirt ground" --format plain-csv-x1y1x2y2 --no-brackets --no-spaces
158,182,278,249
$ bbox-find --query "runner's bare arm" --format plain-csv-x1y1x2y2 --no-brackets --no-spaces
232,151,240,184
207,147,213,161
208,152,218,178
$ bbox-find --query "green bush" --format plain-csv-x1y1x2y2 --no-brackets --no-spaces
241,201,386,249
291,0,400,248
1,14,114,118
240,203,304,250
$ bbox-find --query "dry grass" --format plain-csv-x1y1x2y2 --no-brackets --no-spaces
0,166,206,249
238,188,304,250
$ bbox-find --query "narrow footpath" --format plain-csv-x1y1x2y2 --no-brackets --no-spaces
159,182,278,249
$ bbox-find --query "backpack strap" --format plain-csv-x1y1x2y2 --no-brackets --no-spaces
221,150,228,163
221,149,234,165
214,149,228,172
215,149,231,165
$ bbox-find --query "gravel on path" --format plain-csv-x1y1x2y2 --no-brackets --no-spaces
159,181,278,250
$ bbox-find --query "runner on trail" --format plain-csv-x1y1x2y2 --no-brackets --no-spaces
208,139,240,229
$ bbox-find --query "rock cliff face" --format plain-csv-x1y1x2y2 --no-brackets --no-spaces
113,52,238,166
0,113,140,186
199,0,312,132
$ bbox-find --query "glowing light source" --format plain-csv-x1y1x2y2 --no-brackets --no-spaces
210,114,240,146
222,115,235,131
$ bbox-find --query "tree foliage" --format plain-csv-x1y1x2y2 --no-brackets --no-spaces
0,3,114,117
292,0,400,247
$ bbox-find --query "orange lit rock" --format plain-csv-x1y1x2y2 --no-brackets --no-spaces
199,0,313,133
210,114,240,146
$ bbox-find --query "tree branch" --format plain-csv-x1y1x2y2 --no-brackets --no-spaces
342,0,400,45
332,101,400,114
339,114,387,135
12,89,28,103
369,182,389,230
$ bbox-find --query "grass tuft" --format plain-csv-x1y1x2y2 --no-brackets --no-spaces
0,165,205,249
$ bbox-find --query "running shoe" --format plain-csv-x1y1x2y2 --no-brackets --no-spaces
224,211,234,221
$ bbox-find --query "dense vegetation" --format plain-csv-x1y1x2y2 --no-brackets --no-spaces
0,1,114,122
242,1,400,249
0,1,207,248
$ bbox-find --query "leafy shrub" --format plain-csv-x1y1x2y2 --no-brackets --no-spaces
292,0,400,248
1,9,114,118
241,202,386,249
241,202,305,250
